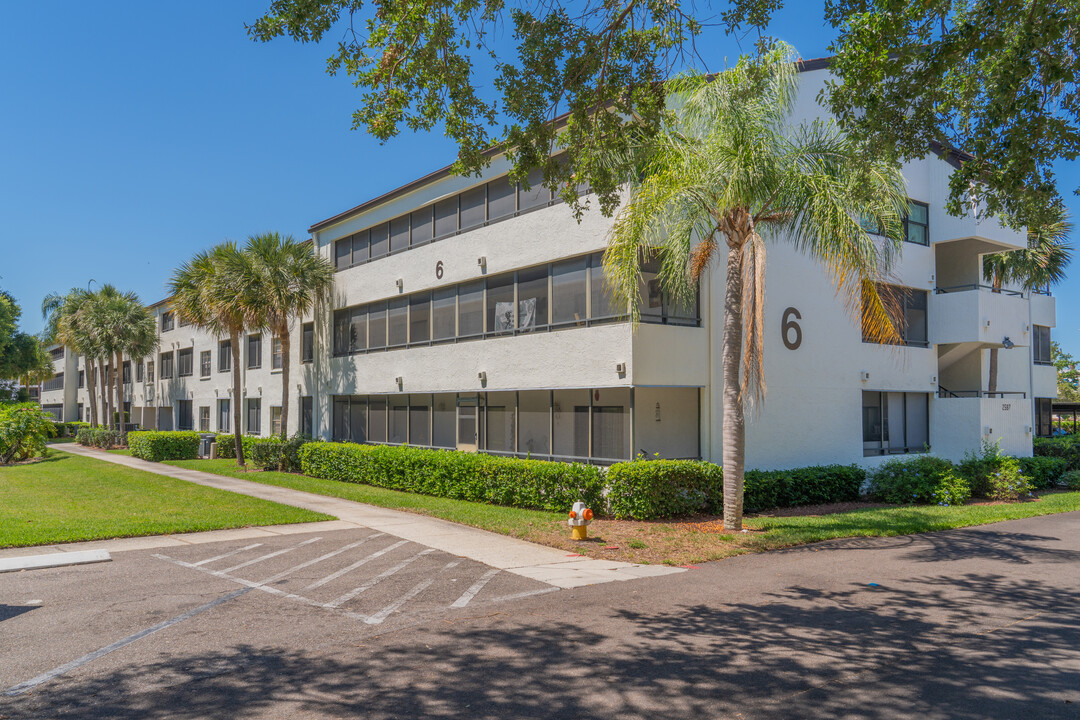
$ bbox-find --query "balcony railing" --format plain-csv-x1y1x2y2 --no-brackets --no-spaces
938,386,1027,399
934,284,1024,297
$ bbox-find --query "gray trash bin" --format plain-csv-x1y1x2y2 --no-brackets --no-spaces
199,433,217,458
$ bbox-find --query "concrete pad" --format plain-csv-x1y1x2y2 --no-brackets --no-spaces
613,565,686,578
0,549,111,573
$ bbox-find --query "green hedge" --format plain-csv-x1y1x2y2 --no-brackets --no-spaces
75,426,125,449
128,431,200,462
249,435,307,472
1033,435,1080,470
214,433,260,460
607,460,723,519
1061,470,1080,490
867,455,971,506
743,464,865,513
1017,456,1069,490
299,441,605,512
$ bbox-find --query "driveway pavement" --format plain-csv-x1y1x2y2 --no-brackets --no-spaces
3,510,1079,719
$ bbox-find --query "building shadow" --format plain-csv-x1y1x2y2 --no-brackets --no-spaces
0,605,38,623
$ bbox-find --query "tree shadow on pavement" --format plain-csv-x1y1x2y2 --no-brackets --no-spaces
7,571,1079,720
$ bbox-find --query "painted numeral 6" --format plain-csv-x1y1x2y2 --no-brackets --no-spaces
782,307,802,350
435,260,444,279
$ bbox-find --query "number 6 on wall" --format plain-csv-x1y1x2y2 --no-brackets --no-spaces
782,307,802,350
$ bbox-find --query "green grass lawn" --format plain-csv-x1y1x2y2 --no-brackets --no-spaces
0,453,333,548
165,458,1080,565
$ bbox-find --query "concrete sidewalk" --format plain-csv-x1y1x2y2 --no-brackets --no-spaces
20,444,682,589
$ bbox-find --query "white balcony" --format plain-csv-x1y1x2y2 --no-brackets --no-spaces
932,394,1032,460
1031,292,1056,329
929,286,1030,348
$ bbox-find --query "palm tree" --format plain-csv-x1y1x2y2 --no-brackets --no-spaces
237,233,334,440
983,207,1073,393
99,291,157,429
603,42,908,531
42,288,99,425
170,242,255,466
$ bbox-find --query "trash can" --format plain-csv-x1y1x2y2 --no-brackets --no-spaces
199,433,217,458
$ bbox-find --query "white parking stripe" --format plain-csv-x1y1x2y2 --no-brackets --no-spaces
324,549,436,609
191,543,262,567
155,553,324,606
451,568,500,608
221,537,322,573
304,540,409,590
485,587,561,604
365,579,435,624
256,534,385,586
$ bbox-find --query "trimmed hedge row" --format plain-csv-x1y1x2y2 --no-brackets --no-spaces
744,464,865,513
214,433,260,460
75,426,125,449
248,435,306,472
128,431,200,462
299,441,606,512
607,460,723,519
1034,435,1080,471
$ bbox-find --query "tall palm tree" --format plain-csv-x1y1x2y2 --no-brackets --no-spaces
237,233,334,440
603,42,908,531
42,288,99,425
983,207,1073,393
99,291,157,429
170,242,255,466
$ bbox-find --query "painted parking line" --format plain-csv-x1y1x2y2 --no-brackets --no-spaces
303,540,409,590
255,534,385,587
485,587,561,604
361,560,461,625
451,568,501,608
324,549,437,609
3,588,250,698
221,537,322,573
191,543,262,567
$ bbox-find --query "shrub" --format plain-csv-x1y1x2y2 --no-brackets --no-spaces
959,442,1034,501
74,426,124,449
214,433,260,460
299,441,605,513
607,460,723,519
128,431,200,462
1061,470,1080,490
1033,435,1080,470
249,435,308,472
1017,456,1069,490
0,403,56,464
743,464,865,513
867,455,970,506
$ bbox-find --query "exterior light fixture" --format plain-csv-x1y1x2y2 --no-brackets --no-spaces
477,256,487,271
478,371,487,383
1002,337,1015,349
396,278,404,291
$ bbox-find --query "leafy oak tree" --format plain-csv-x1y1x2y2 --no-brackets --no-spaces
250,0,1078,228
0,290,52,403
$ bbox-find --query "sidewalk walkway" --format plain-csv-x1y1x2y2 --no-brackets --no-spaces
24,444,683,589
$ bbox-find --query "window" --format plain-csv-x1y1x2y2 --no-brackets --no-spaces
349,306,367,353
409,293,430,344
1036,398,1053,437
147,360,155,383
271,406,282,436
434,197,458,239
246,398,261,435
369,397,387,442
411,208,433,247
271,336,283,370
432,287,456,342
864,285,929,347
302,322,314,363
459,185,486,231
409,395,430,446
518,168,550,212
368,302,387,350
517,266,548,330
135,363,142,383
49,347,65,361
486,273,515,334
458,281,484,337
1034,325,1052,365
199,406,210,432
178,313,191,327
487,177,516,221
219,340,231,372
387,297,408,346
122,361,131,384
218,399,231,432
247,334,261,369
589,252,621,319
43,373,64,392
200,351,211,378
160,352,174,379
389,397,408,443
390,215,410,254
177,400,193,431
551,257,588,326
161,311,175,332
301,396,313,437
904,201,930,246
177,348,194,377
335,236,352,270
78,370,85,388
863,391,929,456
370,222,389,260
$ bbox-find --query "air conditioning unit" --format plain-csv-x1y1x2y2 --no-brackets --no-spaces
477,256,487,270
478,371,487,383
615,362,626,374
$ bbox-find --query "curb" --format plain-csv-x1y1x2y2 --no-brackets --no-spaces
0,549,112,573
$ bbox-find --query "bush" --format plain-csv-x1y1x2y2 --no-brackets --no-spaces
959,442,1034,501
867,455,971,506
0,403,56,464
128,431,200,462
1033,435,1080,470
249,434,308,472
75,426,124,449
1061,470,1080,490
214,433,260,460
743,464,866,513
299,441,606,513
607,460,723,519
1017,456,1069,490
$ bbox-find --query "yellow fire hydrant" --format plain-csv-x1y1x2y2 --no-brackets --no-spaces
568,501,593,541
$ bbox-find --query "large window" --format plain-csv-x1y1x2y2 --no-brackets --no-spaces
904,201,929,246
1035,398,1053,437
199,406,210,432
302,323,314,363
200,351,211,378
122,361,131,384
43,373,64,392
177,348,194,377
301,396,314,437
271,406,282,436
161,311,175,332
246,398,261,435
271,336,283,370
332,170,576,271
1034,325,1052,365
330,253,699,357
218,399,231,432
177,400,194,431
247,334,262,369
863,391,930,456
863,285,929,348
160,351,174,379
79,370,85,388
219,340,231,372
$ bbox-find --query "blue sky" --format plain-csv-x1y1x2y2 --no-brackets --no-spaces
1,2,1077,357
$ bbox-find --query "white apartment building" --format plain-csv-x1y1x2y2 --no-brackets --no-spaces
38,63,1058,468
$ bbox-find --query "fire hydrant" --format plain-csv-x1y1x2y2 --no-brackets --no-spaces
568,501,593,541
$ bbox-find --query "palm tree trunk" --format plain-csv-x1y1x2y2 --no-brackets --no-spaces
86,359,99,428
100,362,111,429
230,330,245,466
988,347,999,395
115,351,124,430
722,240,746,532
279,323,291,439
